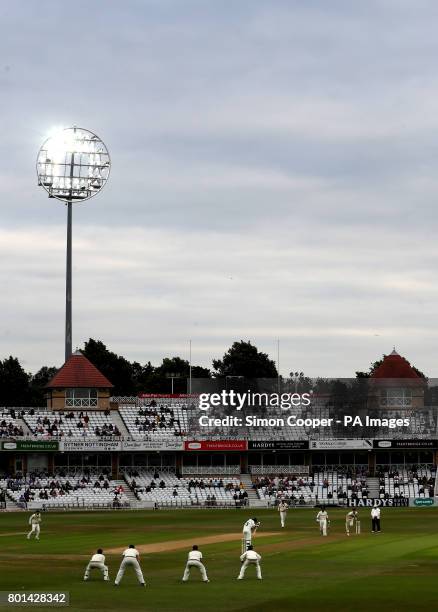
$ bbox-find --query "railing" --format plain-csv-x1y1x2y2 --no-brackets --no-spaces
249,465,310,475
380,398,412,407
312,464,369,473
65,398,98,407
181,466,241,475
375,463,436,472
120,466,176,475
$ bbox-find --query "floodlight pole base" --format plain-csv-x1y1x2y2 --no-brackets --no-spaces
65,199,72,362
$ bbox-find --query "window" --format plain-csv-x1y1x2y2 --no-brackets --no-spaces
380,388,412,407
65,388,98,407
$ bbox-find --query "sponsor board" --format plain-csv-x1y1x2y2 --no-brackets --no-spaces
184,440,247,451
346,497,409,507
411,498,435,507
1,440,59,452
248,440,309,450
138,394,198,399
309,439,373,450
122,439,184,451
60,439,122,452
373,439,438,449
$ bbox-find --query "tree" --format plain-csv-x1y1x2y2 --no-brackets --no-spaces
83,338,211,395
0,356,31,406
213,341,277,378
29,366,59,406
148,357,211,393
82,339,137,396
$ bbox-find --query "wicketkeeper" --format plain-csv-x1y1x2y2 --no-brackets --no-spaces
237,545,262,580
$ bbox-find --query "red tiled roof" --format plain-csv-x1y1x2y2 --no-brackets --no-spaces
46,351,113,388
371,349,421,379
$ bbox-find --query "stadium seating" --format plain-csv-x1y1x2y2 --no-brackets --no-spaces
377,467,436,499
0,409,24,437
1,472,129,510
118,404,190,440
254,471,369,505
123,470,245,507
21,410,121,438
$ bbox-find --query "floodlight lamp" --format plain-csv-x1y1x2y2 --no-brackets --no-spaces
36,126,110,203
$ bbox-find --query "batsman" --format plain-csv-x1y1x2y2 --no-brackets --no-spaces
345,509,360,536
242,517,260,553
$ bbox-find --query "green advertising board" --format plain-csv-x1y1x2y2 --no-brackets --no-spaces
413,498,435,507
1,440,59,452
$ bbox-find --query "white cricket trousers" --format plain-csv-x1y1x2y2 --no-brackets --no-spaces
115,558,145,585
84,562,109,581
319,519,327,536
238,560,262,580
280,511,287,527
27,525,40,539
182,560,209,582
243,530,252,550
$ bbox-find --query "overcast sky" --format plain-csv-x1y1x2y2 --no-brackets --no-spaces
2,0,438,377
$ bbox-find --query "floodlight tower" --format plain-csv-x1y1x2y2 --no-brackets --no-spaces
36,127,111,361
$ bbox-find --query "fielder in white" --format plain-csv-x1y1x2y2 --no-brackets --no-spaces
237,545,262,580
114,544,145,586
182,545,209,582
278,500,288,528
345,509,359,536
27,511,41,540
83,548,109,581
316,506,329,536
242,517,260,552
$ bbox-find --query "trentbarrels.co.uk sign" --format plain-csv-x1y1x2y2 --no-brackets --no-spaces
184,440,247,451
1,440,59,452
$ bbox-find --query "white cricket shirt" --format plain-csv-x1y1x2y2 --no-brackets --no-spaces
188,550,203,561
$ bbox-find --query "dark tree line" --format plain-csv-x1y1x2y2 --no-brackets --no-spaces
0,339,278,406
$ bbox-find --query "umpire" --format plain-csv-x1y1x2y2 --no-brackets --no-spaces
371,506,381,533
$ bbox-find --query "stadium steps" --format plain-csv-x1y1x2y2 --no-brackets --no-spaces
366,477,380,498
113,479,138,506
5,492,22,510
109,411,130,437
239,474,260,507
18,418,32,435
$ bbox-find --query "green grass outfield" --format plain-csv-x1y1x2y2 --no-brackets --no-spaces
1,507,438,612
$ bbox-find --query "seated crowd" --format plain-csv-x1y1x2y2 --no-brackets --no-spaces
124,470,246,506
377,466,435,499
254,469,369,505
2,469,129,509
23,410,121,438
0,409,25,438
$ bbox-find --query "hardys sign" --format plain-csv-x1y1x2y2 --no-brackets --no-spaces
346,498,409,507
248,440,309,450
